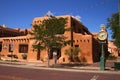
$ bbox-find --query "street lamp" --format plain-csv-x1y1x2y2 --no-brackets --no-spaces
98,24,108,71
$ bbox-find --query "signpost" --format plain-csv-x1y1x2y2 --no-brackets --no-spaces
98,24,108,71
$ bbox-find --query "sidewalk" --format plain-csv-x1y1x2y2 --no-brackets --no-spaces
0,60,120,74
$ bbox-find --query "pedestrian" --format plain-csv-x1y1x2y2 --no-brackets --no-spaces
53,51,57,64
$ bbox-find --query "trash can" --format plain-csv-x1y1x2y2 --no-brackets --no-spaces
114,62,120,70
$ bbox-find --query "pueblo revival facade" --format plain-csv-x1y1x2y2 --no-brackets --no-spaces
0,15,108,64
108,40,120,57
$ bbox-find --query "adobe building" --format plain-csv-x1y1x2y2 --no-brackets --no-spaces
108,40,120,57
0,15,108,64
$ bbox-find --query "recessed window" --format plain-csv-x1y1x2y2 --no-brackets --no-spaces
75,45,79,47
77,40,79,42
84,40,86,42
37,21,39,23
19,44,28,53
34,21,36,24
87,40,89,43
80,40,82,42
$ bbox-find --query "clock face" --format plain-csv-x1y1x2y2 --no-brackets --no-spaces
98,31,108,41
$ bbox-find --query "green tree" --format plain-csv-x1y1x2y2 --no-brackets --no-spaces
107,13,120,48
30,16,71,66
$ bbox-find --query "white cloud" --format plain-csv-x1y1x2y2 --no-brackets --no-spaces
72,15,82,22
46,11,54,16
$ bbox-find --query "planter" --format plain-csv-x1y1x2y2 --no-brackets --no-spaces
114,62,120,70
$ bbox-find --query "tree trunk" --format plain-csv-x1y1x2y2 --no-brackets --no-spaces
47,48,50,67
37,49,40,60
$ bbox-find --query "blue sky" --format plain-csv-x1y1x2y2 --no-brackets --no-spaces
0,0,118,40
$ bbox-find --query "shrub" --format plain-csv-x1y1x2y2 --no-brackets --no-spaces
22,54,27,60
107,54,117,60
14,55,18,59
7,54,18,59
65,47,81,62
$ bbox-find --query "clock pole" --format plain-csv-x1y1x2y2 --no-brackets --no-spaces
98,24,108,71
100,41,105,70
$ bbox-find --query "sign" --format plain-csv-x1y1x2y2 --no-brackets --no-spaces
10,44,14,52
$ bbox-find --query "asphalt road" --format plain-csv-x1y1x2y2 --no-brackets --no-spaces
0,65,120,80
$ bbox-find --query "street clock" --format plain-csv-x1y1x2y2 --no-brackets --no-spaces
98,24,108,41
98,31,108,41
98,24,108,71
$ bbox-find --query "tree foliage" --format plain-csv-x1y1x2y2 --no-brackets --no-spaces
107,13,120,48
30,16,72,58
65,46,81,62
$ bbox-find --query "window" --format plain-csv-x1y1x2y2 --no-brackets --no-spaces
19,44,28,53
84,40,86,42
34,21,36,24
37,21,39,23
80,40,82,42
74,45,79,55
77,40,79,42
75,45,79,47
87,40,89,43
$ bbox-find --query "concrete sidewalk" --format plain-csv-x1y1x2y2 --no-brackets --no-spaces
0,60,120,74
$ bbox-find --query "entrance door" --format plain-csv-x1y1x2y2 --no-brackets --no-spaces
49,48,61,59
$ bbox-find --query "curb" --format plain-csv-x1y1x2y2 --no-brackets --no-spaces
0,61,120,75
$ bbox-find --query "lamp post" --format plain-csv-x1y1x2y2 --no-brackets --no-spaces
98,24,108,71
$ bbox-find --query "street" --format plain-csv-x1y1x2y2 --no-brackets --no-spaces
0,65,120,80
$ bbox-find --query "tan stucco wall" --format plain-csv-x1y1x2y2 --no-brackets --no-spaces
0,15,105,64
